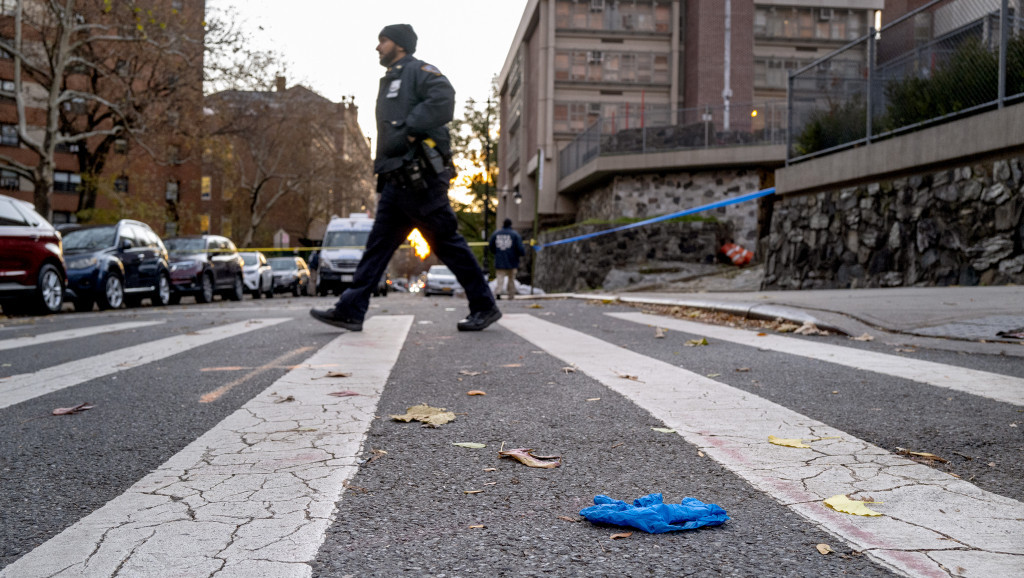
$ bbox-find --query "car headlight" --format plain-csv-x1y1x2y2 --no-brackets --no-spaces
171,260,197,272
67,256,98,270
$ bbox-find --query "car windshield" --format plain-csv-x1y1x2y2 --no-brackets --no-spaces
62,226,116,252
164,238,206,253
269,258,296,271
240,253,259,266
324,230,369,248
429,266,452,276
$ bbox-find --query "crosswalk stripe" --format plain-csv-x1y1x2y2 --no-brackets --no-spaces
499,314,1024,578
609,311,1024,407
0,318,291,411
0,321,166,352
0,315,412,578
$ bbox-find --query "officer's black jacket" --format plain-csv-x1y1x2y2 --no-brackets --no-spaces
375,54,455,176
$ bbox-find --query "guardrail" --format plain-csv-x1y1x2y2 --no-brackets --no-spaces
788,0,1023,164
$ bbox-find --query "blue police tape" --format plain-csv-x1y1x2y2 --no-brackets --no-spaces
534,187,775,251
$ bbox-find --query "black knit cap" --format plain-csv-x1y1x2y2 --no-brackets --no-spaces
379,24,417,55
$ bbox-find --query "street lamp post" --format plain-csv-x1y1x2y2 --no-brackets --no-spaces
482,96,492,273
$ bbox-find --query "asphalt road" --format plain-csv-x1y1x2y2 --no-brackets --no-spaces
0,293,1021,577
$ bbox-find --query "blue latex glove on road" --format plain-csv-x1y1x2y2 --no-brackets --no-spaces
580,493,729,533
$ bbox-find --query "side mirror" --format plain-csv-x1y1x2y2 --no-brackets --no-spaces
120,238,133,250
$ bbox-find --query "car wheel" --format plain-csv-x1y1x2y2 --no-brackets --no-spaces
252,278,262,299
73,297,94,312
197,273,214,303
266,279,274,299
152,273,171,306
97,274,124,310
35,264,64,314
229,275,244,301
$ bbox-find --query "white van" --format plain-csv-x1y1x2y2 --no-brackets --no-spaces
317,214,387,296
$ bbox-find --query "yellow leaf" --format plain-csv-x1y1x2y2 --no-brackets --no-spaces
390,404,456,426
528,304,544,309
652,427,676,433
824,495,883,517
816,544,833,555
466,390,486,396
684,338,709,347
453,442,486,449
768,435,811,449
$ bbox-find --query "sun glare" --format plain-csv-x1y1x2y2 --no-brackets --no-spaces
407,228,431,260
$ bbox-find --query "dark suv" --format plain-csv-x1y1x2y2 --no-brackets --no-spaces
165,235,245,304
0,194,66,315
62,220,171,311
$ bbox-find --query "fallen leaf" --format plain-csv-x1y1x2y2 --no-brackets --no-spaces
502,363,522,368
697,450,705,458
831,390,839,394
707,373,722,378
273,395,296,404
499,448,561,469
467,390,487,396
794,321,826,335
684,338,709,347
988,462,996,467
557,516,580,522
483,468,497,472
586,397,601,402
768,435,811,448
464,490,484,494
851,333,875,342
610,532,633,540
895,448,948,463
561,366,577,374
824,495,883,517
328,391,360,397
366,449,388,464
613,371,642,382
895,348,917,353
736,367,751,372
776,323,800,333
610,442,624,449
52,402,94,416
453,442,486,449
469,524,486,528
322,371,351,378
816,544,833,555
651,427,676,433
654,327,667,338
390,404,456,427
757,332,767,336
528,304,543,309
459,370,483,376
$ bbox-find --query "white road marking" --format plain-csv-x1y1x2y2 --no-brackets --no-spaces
500,314,1024,578
0,319,291,410
610,311,1024,407
1,315,412,578
0,321,166,352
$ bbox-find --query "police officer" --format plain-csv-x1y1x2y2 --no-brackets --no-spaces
310,24,500,332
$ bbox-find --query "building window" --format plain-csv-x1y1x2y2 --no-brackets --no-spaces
171,0,184,11
64,97,87,114
201,176,211,200
114,138,128,154
114,175,129,193
55,135,81,153
168,144,180,164
0,124,18,146
1,79,14,93
0,0,16,16
0,169,19,190
199,214,210,234
164,222,178,237
221,216,232,238
165,181,179,202
54,171,82,193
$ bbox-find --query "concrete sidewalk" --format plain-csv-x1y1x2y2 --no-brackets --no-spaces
523,286,1024,353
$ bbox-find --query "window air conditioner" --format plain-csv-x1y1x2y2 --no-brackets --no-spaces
819,8,833,21
588,51,604,64
590,0,605,12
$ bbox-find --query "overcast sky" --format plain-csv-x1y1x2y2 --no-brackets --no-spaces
208,0,529,138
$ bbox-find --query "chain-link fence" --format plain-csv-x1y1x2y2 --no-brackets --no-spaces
558,101,787,180
789,0,1023,163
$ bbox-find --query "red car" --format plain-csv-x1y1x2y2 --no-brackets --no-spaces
0,193,66,315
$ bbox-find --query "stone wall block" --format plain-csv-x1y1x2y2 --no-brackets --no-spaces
994,160,1011,182
999,255,1024,275
982,183,1011,205
915,219,938,252
968,236,1015,271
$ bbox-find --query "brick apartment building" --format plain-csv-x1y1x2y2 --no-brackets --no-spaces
203,78,375,248
0,0,205,237
496,0,883,238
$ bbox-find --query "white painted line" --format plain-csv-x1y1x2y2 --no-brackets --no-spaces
609,311,1024,407
0,321,166,352
1,315,412,578
0,319,291,410
499,314,1024,578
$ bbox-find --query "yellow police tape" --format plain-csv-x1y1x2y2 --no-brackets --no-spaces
238,240,496,253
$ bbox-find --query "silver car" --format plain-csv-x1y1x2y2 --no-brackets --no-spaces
240,251,274,299
423,264,460,296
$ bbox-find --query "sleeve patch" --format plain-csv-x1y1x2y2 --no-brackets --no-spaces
421,64,442,76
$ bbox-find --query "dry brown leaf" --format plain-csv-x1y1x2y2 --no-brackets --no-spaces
328,391,360,397
469,524,486,529
794,321,826,335
464,490,484,494
654,327,667,339
895,448,948,463
502,363,522,368
851,333,875,342
610,532,633,540
816,544,834,555
697,450,705,458
776,323,800,333
613,371,642,382
273,395,296,404
561,366,577,374
483,467,498,472
736,367,751,372
467,390,487,396
586,397,601,402
52,402,94,416
459,370,482,376
610,442,624,449
324,371,351,378
684,338,709,347
390,404,456,427
499,448,562,469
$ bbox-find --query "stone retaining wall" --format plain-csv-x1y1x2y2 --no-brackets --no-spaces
762,156,1024,290
534,220,732,293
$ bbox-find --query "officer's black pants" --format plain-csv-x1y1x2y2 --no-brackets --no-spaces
332,176,495,322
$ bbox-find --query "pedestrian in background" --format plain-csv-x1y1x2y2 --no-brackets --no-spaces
310,23,500,332
489,218,525,300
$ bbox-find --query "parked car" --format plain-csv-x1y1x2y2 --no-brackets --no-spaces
0,194,66,315
423,264,460,297
164,235,245,304
239,251,274,299
268,256,311,296
62,220,171,311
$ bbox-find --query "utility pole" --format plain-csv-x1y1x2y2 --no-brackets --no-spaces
483,96,492,273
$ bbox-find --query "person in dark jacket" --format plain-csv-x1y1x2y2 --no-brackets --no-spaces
489,218,525,300
310,24,500,332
